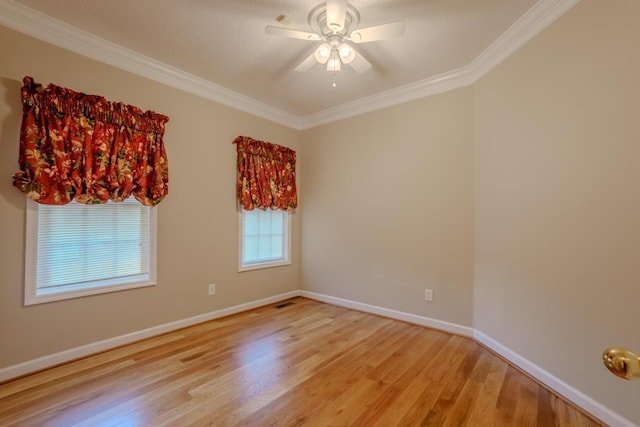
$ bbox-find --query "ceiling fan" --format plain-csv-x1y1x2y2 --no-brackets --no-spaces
265,0,405,82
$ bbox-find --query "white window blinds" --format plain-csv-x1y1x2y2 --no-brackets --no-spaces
240,209,290,270
25,197,156,304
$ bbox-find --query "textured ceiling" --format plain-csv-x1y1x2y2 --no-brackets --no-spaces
10,0,540,118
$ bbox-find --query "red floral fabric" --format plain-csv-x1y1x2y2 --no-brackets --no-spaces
234,136,298,211
12,76,169,206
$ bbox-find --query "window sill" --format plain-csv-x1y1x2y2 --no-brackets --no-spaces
24,280,156,306
238,260,291,272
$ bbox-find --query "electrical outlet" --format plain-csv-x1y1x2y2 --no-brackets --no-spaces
208,283,216,295
424,288,433,302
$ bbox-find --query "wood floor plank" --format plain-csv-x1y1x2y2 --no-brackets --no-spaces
512,368,540,425
158,306,393,426
0,297,603,426
352,329,450,426
463,352,509,426
441,350,495,427
233,317,397,426
390,336,478,426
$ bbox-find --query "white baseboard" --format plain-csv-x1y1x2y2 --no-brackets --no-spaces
473,330,636,427
1,289,633,426
0,290,300,383
300,291,633,426
0,290,472,382
299,290,474,337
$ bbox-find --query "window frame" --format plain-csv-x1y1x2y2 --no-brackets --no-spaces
24,198,157,306
238,208,291,272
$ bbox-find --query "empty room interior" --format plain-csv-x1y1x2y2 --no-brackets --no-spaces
0,0,639,425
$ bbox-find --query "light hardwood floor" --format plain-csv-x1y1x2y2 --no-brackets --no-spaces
0,297,602,426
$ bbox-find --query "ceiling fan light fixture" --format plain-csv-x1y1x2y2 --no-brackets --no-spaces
326,50,342,72
266,0,403,77
338,43,355,64
314,43,331,64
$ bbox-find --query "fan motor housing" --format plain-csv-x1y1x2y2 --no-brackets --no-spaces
309,3,360,37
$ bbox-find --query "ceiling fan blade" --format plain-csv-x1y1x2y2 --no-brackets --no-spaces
294,53,317,72
349,21,405,43
326,0,347,32
349,51,372,74
265,25,321,41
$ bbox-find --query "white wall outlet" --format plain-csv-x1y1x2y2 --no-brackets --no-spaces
208,283,216,295
424,288,433,302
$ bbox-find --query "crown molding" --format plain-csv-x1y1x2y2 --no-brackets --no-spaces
0,0,301,129
299,0,581,128
467,0,581,79
299,65,476,129
0,0,580,130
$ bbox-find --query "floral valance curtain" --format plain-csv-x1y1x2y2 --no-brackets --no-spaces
234,135,298,211
12,76,169,206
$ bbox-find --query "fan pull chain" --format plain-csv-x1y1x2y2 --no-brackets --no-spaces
332,72,337,88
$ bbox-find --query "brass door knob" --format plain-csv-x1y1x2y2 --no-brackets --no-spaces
603,347,640,380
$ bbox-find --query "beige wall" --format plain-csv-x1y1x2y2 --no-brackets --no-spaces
0,26,301,367
301,88,475,327
2,0,639,423
299,1,640,423
474,0,640,423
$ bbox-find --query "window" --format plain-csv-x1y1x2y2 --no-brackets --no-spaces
239,209,291,271
25,197,157,305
